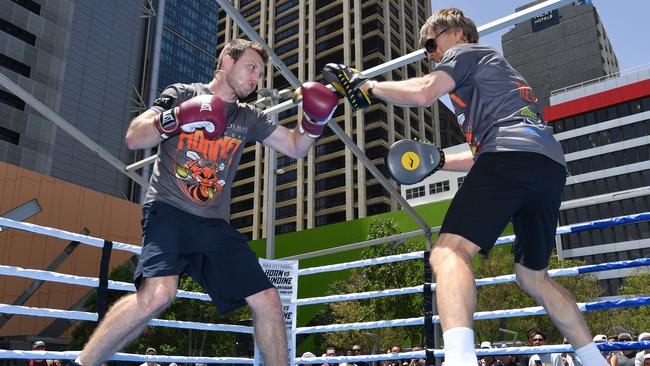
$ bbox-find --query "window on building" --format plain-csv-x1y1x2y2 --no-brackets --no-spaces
0,89,25,111
230,215,253,229
367,202,391,215
0,126,20,145
457,176,465,188
276,222,296,235
405,185,425,199
429,180,450,194
231,182,254,197
231,199,254,214
0,53,31,77
10,0,41,14
315,211,346,226
0,17,37,46
276,204,296,219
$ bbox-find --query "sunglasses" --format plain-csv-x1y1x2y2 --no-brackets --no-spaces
423,28,448,55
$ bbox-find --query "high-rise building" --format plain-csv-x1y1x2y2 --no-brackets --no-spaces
1,0,220,201
217,0,462,240
546,66,650,296
502,0,619,107
1,0,146,198
156,0,219,94
1,0,75,176
53,1,145,198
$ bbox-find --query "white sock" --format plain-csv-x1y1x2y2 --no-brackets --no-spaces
442,327,477,366
575,342,608,366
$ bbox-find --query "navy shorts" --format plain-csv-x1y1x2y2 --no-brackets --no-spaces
134,201,273,314
440,152,566,270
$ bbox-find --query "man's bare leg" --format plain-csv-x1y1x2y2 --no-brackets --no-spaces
515,264,593,347
515,264,609,365
246,288,288,366
429,233,481,330
79,276,178,366
429,233,481,366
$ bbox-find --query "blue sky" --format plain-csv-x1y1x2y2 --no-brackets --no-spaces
431,0,650,71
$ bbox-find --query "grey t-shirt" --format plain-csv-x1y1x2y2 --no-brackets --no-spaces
433,43,565,166
144,82,277,219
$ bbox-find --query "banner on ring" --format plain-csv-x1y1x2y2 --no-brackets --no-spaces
256,259,298,366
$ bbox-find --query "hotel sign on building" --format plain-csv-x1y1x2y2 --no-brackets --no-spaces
531,9,559,32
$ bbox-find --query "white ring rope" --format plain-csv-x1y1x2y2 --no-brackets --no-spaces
298,251,424,275
0,303,253,334
1,258,647,306
0,265,211,301
295,297,650,334
0,350,254,364
1,213,647,269
297,258,649,305
0,217,140,254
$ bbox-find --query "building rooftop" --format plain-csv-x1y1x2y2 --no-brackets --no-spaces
550,63,650,105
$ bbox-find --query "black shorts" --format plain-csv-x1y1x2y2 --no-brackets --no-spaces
440,152,566,270
134,201,273,314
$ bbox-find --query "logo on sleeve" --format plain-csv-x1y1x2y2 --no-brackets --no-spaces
153,96,174,109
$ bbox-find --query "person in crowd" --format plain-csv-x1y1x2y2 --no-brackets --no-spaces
139,347,160,366
29,341,61,366
635,332,650,366
610,332,636,366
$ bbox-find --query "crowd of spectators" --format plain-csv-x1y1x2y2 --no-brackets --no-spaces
297,328,649,366
30,329,646,366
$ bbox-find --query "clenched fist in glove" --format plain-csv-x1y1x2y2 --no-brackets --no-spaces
154,94,227,140
293,81,339,138
322,63,372,111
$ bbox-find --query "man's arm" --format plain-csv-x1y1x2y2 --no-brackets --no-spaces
262,125,315,159
125,95,227,150
263,81,338,158
441,150,474,172
365,71,456,107
125,109,163,150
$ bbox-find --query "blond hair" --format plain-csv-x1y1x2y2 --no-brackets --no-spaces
419,8,479,47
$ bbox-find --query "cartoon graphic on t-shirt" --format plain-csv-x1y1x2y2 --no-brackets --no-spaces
175,150,226,202
172,131,243,206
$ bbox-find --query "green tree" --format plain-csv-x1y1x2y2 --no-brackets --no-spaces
584,267,650,337
70,265,250,358
474,247,604,344
315,217,428,352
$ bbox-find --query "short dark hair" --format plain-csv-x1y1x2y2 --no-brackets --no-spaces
527,327,542,340
532,331,547,341
215,39,268,70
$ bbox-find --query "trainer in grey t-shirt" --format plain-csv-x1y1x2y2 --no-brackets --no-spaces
433,43,565,166
144,83,277,220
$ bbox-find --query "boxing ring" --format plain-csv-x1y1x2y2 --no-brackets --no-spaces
1,0,649,364
0,212,648,364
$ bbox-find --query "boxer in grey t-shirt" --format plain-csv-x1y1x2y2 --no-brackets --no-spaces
76,39,340,366
328,8,607,366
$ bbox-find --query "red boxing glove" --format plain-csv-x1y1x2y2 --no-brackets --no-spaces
154,94,227,140
293,82,339,138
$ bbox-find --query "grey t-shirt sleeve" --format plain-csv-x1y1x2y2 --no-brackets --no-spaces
432,46,478,88
150,83,189,113
243,104,278,142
